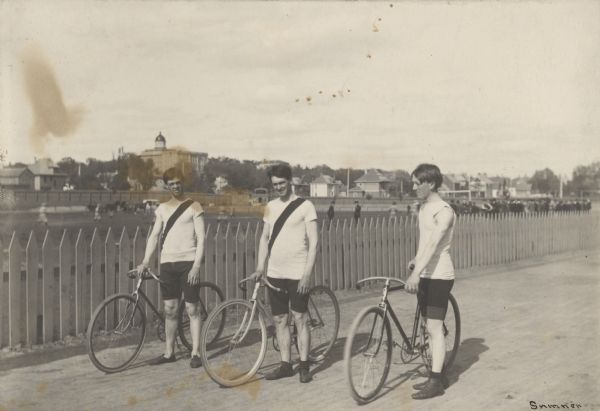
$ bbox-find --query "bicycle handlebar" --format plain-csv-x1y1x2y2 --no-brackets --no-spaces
239,277,284,293
127,268,164,283
356,276,405,290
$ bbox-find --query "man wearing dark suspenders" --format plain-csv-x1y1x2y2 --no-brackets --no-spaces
249,164,319,383
136,167,205,369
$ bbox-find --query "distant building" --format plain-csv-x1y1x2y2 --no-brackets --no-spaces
353,169,392,198
291,177,310,197
140,132,208,177
510,178,532,198
443,174,469,192
310,175,343,197
0,167,35,190
27,158,68,191
469,174,495,198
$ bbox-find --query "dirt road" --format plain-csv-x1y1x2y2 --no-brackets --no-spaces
1,252,599,411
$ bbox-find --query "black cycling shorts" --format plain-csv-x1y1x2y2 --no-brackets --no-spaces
417,278,454,320
160,261,200,303
267,277,309,316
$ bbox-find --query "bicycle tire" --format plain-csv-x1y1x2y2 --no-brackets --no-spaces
420,292,461,372
200,299,267,387
178,282,225,351
344,306,392,404
304,285,340,362
87,293,146,373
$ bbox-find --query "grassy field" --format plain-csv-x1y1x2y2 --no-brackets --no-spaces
0,209,405,247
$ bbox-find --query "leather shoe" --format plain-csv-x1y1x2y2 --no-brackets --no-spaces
148,354,176,366
299,367,312,383
411,379,445,400
413,374,449,390
264,362,294,380
190,355,202,368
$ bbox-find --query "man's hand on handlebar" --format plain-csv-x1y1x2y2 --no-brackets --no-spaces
248,270,264,282
136,263,149,277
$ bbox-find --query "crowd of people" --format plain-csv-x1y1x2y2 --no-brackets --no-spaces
447,198,592,216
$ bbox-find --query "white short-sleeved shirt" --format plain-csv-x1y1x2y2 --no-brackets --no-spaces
155,200,204,263
417,200,456,280
263,194,317,280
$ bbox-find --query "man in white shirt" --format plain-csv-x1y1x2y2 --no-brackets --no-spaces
137,168,205,368
405,163,456,399
250,164,318,383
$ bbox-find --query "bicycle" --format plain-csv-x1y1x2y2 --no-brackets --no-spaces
199,277,340,387
344,276,460,404
87,268,225,373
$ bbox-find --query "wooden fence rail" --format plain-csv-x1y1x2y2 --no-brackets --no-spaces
1,211,598,348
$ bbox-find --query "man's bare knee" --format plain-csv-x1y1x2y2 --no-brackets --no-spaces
186,302,200,318
273,314,289,327
291,310,307,325
163,300,179,319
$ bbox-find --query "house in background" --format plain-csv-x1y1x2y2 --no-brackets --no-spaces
352,169,391,198
27,158,68,191
443,173,469,192
469,173,495,198
0,167,35,190
140,132,208,177
292,177,310,197
510,178,532,198
310,175,343,197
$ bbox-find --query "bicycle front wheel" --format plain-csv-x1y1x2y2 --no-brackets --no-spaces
87,294,146,373
306,285,340,362
178,282,225,351
344,306,392,404
420,292,461,372
200,300,267,387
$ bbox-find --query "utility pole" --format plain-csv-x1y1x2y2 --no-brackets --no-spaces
347,168,350,196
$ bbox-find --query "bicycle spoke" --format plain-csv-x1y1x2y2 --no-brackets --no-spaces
345,307,392,404
201,301,267,387
87,295,146,373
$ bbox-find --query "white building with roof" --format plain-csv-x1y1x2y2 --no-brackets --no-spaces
310,174,343,197
352,169,391,198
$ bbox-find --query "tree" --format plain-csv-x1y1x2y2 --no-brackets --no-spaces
387,169,412,198
529,168,560,195
126,154,156,191
568,161,600,196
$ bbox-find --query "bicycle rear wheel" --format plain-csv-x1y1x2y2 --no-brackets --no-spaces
344,306,392,404
87,294,146,373
305,285,340,362
420,292,461,371
200,300,267,387
178,282,225,351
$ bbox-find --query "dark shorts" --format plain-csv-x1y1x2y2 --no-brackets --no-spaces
160,261,200,303
267,277,309,316
417,278,454,320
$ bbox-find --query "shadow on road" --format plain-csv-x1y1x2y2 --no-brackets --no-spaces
344,337,489,405
309,336,347,378
447,337,489,387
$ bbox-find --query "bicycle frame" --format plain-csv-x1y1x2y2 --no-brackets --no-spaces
131,276,165,323
358,277,422,357
234,279,325,345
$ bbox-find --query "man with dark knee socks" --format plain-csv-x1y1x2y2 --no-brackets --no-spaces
405,163,456,399
249,164,318,383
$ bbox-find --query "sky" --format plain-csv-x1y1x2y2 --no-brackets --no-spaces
1,0,599,178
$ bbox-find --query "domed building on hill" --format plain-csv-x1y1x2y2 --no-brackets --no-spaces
140,132,208,177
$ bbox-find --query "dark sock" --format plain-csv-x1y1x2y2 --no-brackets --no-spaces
281,361,292,370
430,372,442,381
299,360,310,370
